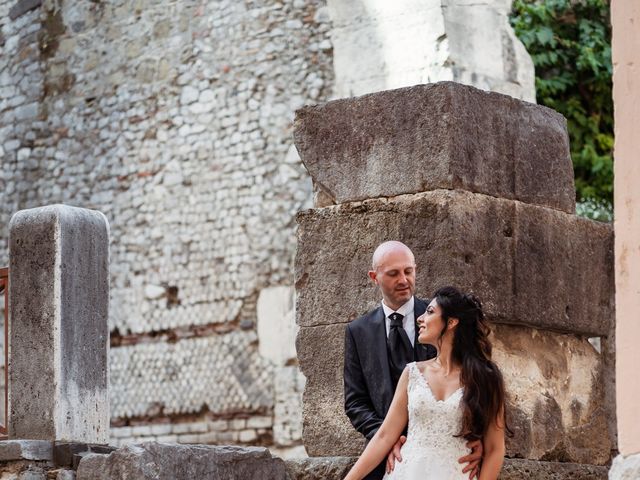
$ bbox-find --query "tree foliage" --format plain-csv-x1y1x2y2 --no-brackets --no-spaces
510,0,613,219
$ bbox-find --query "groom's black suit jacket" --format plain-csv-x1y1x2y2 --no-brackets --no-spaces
344,297,437,442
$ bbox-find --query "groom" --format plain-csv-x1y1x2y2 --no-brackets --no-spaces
343,241,481,479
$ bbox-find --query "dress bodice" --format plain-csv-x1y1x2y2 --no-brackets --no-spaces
383,362,470,480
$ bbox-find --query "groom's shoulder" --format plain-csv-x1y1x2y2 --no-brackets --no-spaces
348,305,381,331
415,297,429,309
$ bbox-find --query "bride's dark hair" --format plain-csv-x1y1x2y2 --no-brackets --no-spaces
432,286,511,441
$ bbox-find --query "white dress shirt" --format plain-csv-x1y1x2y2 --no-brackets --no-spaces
382,296,416,347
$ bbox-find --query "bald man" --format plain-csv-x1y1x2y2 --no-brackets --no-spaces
343,241,481,479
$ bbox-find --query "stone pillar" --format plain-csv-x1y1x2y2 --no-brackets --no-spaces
294,82,613,477
609,1,640,478
328,0,535,101
8,205,110,443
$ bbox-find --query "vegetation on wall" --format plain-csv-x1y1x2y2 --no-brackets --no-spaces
510,0,613,221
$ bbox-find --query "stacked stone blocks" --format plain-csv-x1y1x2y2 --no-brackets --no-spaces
293,82,614,475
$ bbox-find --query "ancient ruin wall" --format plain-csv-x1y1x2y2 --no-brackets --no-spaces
0,0,333,449
0,0,536,452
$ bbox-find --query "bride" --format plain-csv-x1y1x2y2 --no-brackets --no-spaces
344,286,508,480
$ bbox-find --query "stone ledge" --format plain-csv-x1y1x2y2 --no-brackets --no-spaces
0,440,53,461
284,457,607,480
294,81,575,213
76,442,287,480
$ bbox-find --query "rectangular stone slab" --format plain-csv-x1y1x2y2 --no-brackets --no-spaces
294,81,575,213
296,323,612,464
295,190,613,336
9,204,110,443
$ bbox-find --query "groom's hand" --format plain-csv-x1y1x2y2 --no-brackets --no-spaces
458,439,483,479
385,435,407,473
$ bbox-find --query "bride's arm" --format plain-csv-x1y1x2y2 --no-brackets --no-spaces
478,408,506,480
344,367,410,480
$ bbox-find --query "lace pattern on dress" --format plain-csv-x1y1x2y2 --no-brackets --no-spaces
383,362,470,480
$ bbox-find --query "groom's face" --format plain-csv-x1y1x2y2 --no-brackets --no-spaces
369,249,416,310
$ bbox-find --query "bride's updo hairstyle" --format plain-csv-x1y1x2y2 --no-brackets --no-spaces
432,286,510,441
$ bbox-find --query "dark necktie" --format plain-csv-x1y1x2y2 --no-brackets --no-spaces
387,312,414,386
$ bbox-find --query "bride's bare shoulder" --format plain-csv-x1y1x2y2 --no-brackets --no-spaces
415,358,437,373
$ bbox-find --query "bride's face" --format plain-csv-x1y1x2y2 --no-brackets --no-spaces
417,299,445,344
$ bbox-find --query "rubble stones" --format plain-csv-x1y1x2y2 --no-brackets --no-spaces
294,82,575,213
0,441,53,462
75,443,287,480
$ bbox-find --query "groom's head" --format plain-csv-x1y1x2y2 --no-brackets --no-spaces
368,241,416,310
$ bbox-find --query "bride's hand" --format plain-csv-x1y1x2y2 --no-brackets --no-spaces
385,435,407,473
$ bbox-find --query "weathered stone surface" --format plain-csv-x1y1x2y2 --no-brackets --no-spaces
0,441,53,461
513,202,614,336
500,458,607,479
294,82,575,212
494,325,611,465
8,0,42,20
9,205,109,443
295,190,613,336
297,322,610,464
52,443,116,469
296,323,362,457
609,452,640,479
56,470,76,480
16,466,47,480
75,443,287,480
328,1,535,102
284,457,606,480
285,456,355,480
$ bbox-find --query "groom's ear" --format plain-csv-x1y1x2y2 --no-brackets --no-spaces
368,270,378,284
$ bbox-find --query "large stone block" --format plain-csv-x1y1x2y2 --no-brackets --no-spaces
0,441,52,461
297,322,611,464
294,82,575,212
76,443,287,480
493,325,611,465
296,323,362,457
295,190,613,336
9,205,110,443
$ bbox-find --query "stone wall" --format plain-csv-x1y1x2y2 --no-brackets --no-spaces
0,0,535,452
328,0,535,100
293,83,615,475
0,0,333,451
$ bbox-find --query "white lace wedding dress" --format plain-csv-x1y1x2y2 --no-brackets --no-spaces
383,362,470,480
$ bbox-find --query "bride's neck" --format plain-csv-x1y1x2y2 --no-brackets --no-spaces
435,340,459,376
